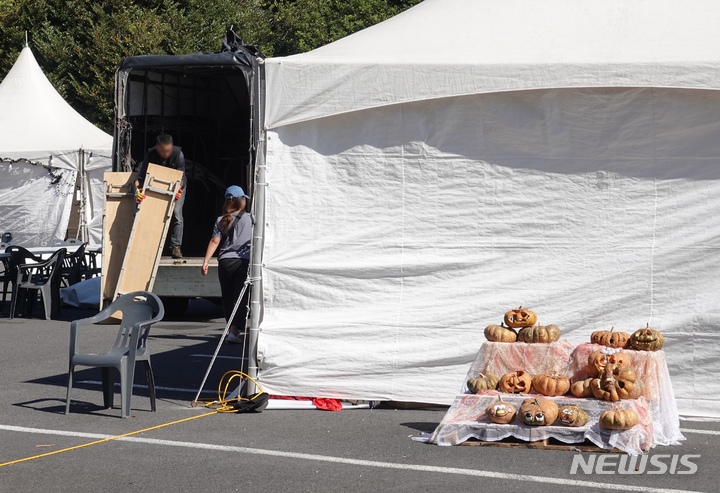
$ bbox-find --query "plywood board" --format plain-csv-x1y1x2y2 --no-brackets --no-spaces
101,172,137,307
114,164,182,298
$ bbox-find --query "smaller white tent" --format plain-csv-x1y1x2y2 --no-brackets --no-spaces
0,45,112,247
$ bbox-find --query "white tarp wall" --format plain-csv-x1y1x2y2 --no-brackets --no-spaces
0,161,75,247
260,0,720,417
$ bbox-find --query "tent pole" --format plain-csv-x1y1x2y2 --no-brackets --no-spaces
78,149,87,242
245,57,266,396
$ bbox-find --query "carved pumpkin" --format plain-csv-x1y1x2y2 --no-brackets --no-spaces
599,409,639,430
467,373,499,393
498,370,533,394
531,373,571,396
503,307,537,329
586,350,607,377
517,324,561,344
570,378,595,398
519,397,558,426
558,405,590,427
591,363,637,402
606,350,632,368
484,324,517,343
484,395,517,424
630,324,665,351
590,326,631,349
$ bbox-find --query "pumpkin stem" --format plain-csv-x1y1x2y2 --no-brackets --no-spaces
610,326,615,333
498,395,504,403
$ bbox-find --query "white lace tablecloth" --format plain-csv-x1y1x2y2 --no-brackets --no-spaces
428,392,654,455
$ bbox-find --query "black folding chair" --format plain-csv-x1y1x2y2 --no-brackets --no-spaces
10,248,66,320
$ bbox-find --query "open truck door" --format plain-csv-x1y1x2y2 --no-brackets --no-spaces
105,31,264,314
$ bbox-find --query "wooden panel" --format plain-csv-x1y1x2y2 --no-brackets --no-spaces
114,164,182,298
101,172,137,306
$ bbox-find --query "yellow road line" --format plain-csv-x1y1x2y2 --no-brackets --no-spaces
0,411,217,468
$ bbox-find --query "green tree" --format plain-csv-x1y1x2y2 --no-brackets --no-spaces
0,0,422,130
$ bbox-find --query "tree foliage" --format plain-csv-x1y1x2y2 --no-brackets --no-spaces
0,0,421,131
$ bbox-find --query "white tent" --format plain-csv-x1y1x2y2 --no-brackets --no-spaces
259,0,720,417
0,45,112,247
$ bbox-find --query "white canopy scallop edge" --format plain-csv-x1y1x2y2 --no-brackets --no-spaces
265,0,720,129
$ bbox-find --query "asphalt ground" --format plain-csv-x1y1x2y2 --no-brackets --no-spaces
0,299,718,493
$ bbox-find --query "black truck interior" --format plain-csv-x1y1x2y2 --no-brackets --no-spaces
113,38,260,257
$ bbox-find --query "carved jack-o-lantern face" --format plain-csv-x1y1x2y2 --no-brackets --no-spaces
519,397,558,426
558,405,590,427
591,363,637,402
485,395,516,424
630,324,665,351
504,307,537,329
587,350,607,377
498,370,533,394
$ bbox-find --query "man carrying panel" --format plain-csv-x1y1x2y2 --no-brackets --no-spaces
135,134,187,259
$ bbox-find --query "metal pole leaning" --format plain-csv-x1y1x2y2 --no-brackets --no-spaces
191,279,250,406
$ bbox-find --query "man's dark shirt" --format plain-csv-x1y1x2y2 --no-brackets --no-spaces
137,146,187,189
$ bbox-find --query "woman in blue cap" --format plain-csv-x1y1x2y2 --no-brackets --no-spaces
201,185,252,343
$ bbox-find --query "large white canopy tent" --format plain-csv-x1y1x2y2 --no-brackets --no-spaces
258,0,720,417
0,45,112,247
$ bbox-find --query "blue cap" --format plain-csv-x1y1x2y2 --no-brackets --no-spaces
225,185,249,199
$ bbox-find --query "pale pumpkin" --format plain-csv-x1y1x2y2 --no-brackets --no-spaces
484,324,517,343
590,326,631,349
519,397,558,426
630,324,665,351
531,373,571,396
485,395,517,424
498,370,533,394
558,405,590,427
503,306,537,329
591,363,637,402
570,378,595,398
599,409,639,430
467,373,500,393
517,324,561,344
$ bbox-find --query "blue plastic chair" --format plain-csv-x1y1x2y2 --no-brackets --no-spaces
65,291,164,418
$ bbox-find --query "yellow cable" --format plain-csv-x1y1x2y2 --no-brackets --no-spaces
0,410,217,468
195,370,265,413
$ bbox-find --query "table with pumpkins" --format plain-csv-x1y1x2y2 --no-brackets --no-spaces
427,307,683,455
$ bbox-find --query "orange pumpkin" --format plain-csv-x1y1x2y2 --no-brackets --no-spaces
630,324,665,351
606,350,632,368
586,350,607,377
590,326,631,349
570,378,595,398
517,325,561,344
599,409,639,430
591,363,637,402
531,374,571,396
498,370,533,394
519,397,558,426
503,307,537,329
484,324,517,343
485,395,517,424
